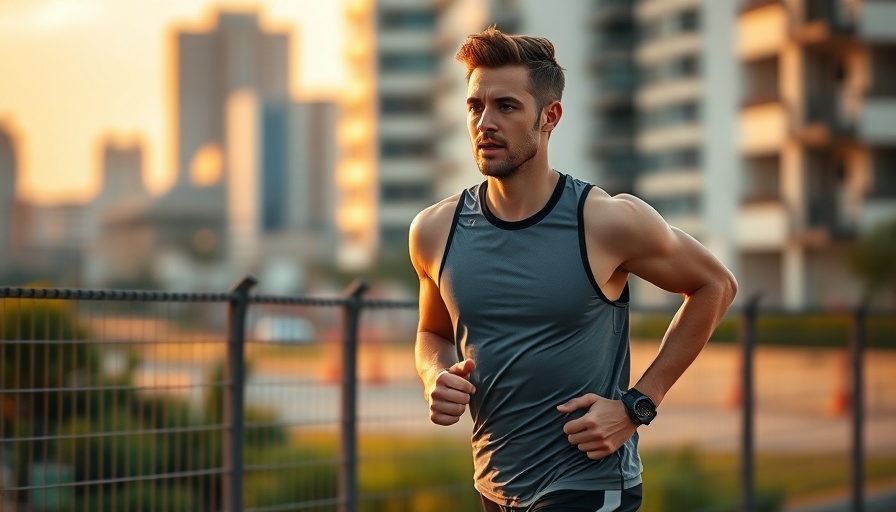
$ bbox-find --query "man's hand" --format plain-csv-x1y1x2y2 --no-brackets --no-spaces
557,393,637,460
426,359,476,426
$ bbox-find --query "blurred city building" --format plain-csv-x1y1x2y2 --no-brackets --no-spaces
79,9,339,293
339,0,524,270
493,0,895,309
0,122,17,263
0,120,83,284
737,0,896,308
2,1,894,308
339,0,379,271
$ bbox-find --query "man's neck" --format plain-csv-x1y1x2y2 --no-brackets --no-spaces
485,166,559,222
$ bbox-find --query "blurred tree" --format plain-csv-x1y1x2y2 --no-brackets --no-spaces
0,296,101,501
849,216,896,304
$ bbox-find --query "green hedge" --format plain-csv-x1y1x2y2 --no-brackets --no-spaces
630,311,896,348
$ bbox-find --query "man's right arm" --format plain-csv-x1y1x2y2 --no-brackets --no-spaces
409,200,476,426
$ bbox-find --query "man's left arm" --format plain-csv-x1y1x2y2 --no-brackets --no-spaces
620,220,738,407
559,194,737,459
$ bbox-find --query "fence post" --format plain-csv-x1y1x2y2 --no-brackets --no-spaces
850,301,867,512
224,276,257,512
740,295,760,512
340,279,368,512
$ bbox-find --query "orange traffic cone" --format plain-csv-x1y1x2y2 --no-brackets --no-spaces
827,349,850,417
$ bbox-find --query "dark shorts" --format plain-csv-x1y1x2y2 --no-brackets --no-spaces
480,484,643,512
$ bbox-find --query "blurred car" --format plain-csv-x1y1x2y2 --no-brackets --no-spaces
252,315,316,343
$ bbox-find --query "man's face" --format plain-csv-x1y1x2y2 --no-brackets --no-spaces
466,65,543,179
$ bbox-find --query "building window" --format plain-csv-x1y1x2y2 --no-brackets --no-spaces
640,102,700,129
380,226,410,249
642,55,700,84
381,182,432,202
639,8,701,42
380,95,432,115
379,52,438,73
871,149,896,198
380,139,433,158
647,194,701,217
679,9,700,31
379,9,437,31
641,149,700,173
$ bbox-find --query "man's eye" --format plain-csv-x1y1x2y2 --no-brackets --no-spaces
500,104,514,111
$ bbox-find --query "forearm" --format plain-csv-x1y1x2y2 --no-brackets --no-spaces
633,279,735,406
415,330,458,395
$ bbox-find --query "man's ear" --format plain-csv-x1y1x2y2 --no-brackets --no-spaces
541,101,562,133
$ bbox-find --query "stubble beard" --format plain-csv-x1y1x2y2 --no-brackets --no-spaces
475,131,540,179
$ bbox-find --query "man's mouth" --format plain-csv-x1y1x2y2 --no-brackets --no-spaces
478,139,505,150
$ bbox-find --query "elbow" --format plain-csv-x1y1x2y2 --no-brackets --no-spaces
722,270,738,308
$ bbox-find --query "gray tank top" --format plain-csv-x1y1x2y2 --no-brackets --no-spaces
438,173,642,507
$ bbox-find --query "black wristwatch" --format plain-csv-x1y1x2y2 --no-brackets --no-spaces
621,388,657,426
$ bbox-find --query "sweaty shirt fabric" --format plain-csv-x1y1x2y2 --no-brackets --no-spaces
438,172,642,508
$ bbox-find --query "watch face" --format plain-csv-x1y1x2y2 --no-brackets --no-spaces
634,398,654,420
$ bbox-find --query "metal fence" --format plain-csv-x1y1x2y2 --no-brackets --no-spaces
1,279,894,512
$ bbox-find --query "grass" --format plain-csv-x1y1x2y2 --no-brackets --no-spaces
274,432,896,511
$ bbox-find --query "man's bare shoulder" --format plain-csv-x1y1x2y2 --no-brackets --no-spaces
583,189,651,223
412,193,462,233
583,189,675,254
409,193,463,272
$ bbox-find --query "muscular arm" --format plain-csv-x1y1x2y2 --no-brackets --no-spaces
611,194,737,406
409,198,476,426
559,192,737,459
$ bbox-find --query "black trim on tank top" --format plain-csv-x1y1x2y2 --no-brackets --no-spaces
577,184,631,306
479,172,567,231
438,190,468,286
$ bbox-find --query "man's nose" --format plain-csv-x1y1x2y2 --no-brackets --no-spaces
476,107,498,133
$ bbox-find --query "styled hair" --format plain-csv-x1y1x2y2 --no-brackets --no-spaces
455,26,565,113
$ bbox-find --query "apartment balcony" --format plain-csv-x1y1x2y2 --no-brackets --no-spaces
378,115,438,140
737,197,789,250
378,158,438,182
794,0,856,47
635,168,701,199
379,73,438,95
740,100,788,155
737,0,787,61
636,78,701,111
637,123,701,153
636,32,700,67
796,94,856,146
807,199,858,240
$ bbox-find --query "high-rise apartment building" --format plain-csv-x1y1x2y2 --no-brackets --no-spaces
506,0,739,306
339,0,379,271
164,10,338,286
339,0,523,270
374,0,449,258
737,0,896,308
176,11,289,190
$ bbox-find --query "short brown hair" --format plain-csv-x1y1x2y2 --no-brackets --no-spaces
455,26,565,113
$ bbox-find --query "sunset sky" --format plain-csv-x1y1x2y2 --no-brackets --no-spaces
0,0,347,205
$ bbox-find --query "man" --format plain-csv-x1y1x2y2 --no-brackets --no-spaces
409,27,737,512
